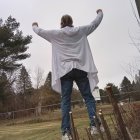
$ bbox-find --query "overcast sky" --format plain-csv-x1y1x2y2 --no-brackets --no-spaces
0,0,139,89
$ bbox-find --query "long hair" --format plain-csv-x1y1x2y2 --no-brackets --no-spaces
61,14,73,28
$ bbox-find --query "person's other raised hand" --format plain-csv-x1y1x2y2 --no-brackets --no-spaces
32,22,38,27
96,9,102,14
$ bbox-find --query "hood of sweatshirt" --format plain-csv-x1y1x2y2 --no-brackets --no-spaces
61,26,79,36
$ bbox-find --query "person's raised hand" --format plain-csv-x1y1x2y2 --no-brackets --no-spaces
32,22,38,27
96,9,102,14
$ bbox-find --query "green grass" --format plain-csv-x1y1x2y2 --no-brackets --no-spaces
0,120,60,140
0,106,101,140
1,103,138,140
0,118,92,140
0,107,91,140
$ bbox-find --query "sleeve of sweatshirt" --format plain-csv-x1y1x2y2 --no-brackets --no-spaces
80,11,103,36
32,25,52,42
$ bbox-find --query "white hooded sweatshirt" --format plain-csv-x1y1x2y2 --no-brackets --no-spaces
32,11,103,93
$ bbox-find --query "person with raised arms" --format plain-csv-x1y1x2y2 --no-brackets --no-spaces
32,9,103,140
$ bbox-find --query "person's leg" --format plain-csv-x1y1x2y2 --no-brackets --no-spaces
60,71,73,135
74,69,98,127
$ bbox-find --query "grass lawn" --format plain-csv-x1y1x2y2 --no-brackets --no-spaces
0,106,111,140
0,117,93,140
1,102,138,140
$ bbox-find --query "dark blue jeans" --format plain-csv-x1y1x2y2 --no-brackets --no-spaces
60,68,97,134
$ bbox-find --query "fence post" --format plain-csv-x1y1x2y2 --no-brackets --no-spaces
99,110,112,140
93,116,104,140
69,111,77,140
109,113,122,138
75,127,79,140
85,128,94,140
106,86,130,140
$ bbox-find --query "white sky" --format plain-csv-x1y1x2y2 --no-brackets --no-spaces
0,0,139,89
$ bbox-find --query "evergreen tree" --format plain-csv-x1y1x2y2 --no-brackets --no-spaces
44,71,52,90
42,71,60,102
135,81,140,91
0,72,14,111
99,89,110,103
0,16,32,109
16,66,32,108
120,76,133,92
16,66,32,94
0,72,11,102
0,16,32,72
120,77,134,102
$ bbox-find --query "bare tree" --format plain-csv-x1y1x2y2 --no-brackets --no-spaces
129,0,140,26
129,0,140,51
124,0,140,82
33,67,45,116
135,0,140,18
34,67,45,89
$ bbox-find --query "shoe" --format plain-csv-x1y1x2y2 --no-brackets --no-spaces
90,126,99,135
62,133,72,140
90,125,105,135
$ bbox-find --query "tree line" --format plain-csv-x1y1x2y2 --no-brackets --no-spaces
0,16,61,113
99,74,140,103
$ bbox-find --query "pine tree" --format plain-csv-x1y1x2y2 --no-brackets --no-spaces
99,89,110,103
0,16,32,72
43,71,60,102
0,72,11,102
17,66,32,94
135,81,140,91
120,76,133,92
44,71,52,90
0,16,32,109
0,71,14,112
16,66,32,108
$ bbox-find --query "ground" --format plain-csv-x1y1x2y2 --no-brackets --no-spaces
0,117,95,140
0,103,139,140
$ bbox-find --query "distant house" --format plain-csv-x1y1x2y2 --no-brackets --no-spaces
92,87,101,102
